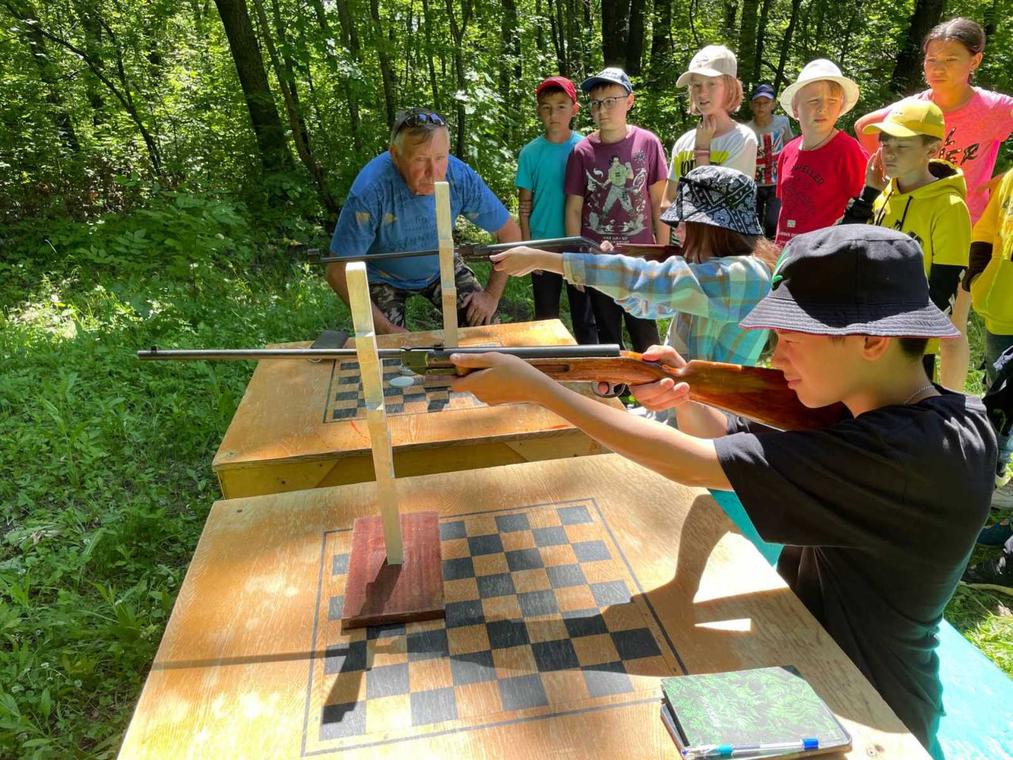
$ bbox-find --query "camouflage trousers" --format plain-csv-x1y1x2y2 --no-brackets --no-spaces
369,258,499,328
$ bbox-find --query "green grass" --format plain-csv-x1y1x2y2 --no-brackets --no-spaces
1,220,1010,758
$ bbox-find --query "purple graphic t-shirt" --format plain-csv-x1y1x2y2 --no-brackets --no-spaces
564,125,669,244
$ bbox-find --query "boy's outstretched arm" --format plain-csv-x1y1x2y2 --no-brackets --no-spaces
450,352,732,490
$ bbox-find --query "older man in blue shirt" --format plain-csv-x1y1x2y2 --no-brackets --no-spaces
326,108,521,333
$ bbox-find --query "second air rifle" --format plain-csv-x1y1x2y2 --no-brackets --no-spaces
138,344,847,432
317,236,683,266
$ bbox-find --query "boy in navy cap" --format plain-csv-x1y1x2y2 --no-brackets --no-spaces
745,83,794,237
563,67,669,352
449,225,996,753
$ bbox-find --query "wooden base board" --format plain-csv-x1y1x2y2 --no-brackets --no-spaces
341,511,444,629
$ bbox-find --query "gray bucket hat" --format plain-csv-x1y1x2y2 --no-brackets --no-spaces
740,226,960,337
660,165,763,236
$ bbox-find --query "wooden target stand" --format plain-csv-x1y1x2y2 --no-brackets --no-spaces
339,181,457,629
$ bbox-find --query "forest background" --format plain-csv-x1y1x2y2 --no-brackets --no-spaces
1,0,1012,756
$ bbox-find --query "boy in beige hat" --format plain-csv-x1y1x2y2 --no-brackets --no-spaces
843,99,972,390
774,59,867,247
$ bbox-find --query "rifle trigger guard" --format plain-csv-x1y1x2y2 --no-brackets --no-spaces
593,383,629,399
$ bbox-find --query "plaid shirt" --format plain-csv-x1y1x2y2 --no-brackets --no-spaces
563,252,772,365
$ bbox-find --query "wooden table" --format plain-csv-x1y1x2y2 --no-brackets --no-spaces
212,319,617,499
119,455,929,759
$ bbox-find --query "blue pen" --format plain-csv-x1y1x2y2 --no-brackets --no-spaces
682,738,820,758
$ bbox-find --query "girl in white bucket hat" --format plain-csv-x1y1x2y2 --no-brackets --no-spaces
773,59,867,248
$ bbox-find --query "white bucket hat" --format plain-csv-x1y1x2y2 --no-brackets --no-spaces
779,59,860,119
676,45,737,87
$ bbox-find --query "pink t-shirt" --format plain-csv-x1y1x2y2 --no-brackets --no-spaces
860,89,1013,222
564,125,668,245
775,131,868,247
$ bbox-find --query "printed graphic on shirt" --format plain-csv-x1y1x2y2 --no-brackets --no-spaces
937,128,979,167
756,132,780,185
585,153,649,238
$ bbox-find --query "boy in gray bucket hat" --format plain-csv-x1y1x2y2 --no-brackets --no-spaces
448,225,996,753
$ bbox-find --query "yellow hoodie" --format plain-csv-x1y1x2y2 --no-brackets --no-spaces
871,160,971,355
871,159,971,276
970,171,1013,335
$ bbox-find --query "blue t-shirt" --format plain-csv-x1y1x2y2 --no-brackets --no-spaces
329,153,510,289
515,132,582,239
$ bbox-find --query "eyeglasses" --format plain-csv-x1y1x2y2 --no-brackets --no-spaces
392,108,447,136
588,96,626,111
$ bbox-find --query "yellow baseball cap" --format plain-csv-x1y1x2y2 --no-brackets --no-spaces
863,99,945,140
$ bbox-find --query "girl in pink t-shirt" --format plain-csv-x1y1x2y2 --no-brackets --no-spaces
855,17,1013,223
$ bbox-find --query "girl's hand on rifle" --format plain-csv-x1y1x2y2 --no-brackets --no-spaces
449,351,552,406
630,345,692,412
490,247,564,277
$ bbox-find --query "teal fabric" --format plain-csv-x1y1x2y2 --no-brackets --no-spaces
708,488,1013,760
515,132,582,239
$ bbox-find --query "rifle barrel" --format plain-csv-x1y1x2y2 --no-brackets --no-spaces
318,237,600,265
137,344,622,362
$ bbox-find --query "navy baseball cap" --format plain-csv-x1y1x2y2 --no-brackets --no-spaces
751,83,776,100
580,67,633,94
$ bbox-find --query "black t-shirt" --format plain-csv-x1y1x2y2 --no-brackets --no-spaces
714,389,996,746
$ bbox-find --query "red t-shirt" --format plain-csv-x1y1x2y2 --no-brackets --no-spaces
775,131,867,247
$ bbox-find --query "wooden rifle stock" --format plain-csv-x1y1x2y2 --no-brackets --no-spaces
430,352,847,431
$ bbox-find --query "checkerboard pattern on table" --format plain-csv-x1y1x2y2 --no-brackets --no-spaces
322,358,484,423
302,500,684,754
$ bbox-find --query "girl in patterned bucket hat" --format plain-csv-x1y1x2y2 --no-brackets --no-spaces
488,165,779,373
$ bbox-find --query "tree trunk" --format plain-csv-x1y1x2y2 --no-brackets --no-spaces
15,2,79,154
890,0,945,94
723,0,738,41
649,0,673,77
600,0,630,67
368,0,397,128
752,0,773,84
499,0,520,103
737,0,759,95
444,0,472,156
420,0,441,111
309,0,361,152
214,0,293,175
548,0,567,75
626,0,646,76
254,0,338,212
772,0,803,94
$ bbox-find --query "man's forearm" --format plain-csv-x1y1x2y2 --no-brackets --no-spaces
325,261,394,331
673,400,732,439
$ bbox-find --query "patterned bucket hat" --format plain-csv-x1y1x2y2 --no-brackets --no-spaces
660,165,763,236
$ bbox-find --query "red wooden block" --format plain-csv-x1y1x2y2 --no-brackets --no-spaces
341,511,445,630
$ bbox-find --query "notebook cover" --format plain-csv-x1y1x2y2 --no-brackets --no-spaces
660,666,851,757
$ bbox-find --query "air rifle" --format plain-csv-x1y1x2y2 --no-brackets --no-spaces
138,344,846,431
317,236,683,265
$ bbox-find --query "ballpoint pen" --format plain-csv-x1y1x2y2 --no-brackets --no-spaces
682,738,820,758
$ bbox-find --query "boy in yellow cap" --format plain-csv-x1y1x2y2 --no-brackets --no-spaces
843,99,972,389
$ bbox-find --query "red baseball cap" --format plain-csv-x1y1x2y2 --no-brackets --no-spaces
535,77,577,103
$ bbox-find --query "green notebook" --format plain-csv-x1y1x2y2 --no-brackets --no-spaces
660,666,851,758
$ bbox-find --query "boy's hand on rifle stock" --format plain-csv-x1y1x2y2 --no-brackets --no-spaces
630,345,692,412
449,352,551,406
490,247,563,277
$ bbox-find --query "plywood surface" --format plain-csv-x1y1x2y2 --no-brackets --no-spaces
120,455,928,759
212,320,614,474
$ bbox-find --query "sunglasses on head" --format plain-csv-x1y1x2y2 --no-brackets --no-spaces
393,108,447,135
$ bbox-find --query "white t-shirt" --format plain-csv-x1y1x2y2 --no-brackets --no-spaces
668,122,757,182
745,114,793,186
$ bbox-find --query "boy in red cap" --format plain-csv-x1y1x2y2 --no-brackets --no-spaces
449,226,995,753
516,77,595,342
